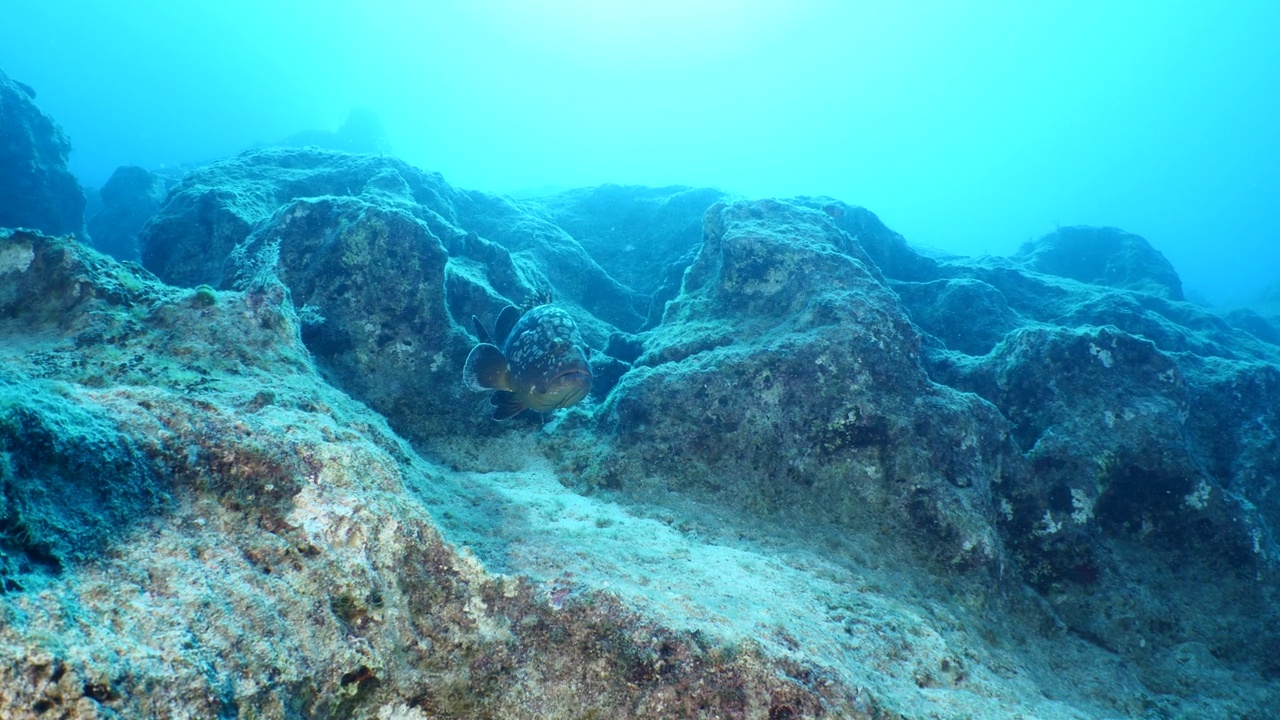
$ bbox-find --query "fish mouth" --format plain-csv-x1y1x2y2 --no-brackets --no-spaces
550,368,591,384
546,368,592,409
555,385,590,409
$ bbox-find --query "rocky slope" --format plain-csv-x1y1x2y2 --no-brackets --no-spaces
1,228,861,718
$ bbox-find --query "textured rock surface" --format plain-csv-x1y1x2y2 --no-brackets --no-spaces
573,199,1012,578
0,70,85,238
887,227,1280,698
137,148,458,289
85,165,173,261
138,148,681,444
1,229,863,719
6,135,1280,718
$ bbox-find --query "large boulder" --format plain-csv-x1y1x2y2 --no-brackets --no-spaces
228,194,483,441
936,324,1280,670
139,147,466,289
0,70,85,238
574,199,1013,574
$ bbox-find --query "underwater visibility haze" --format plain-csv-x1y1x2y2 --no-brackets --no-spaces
2,1,1280,718
3,0,1279,303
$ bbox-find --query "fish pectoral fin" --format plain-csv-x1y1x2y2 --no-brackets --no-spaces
494,305,523,346
470,315,493,345
489,391,526,420
463,344,513,392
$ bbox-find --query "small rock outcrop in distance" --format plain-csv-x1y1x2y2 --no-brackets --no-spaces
277,107,393,155
1014,224,1185,300
86,165,174,261
0,70,85,238
1224,306,1280,345
1225,281,1280,345
529,184,730,315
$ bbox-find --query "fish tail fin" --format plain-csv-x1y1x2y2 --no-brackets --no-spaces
463,344,513,392
489,391,526,420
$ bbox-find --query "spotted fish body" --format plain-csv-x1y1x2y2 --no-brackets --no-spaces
463,304,593,420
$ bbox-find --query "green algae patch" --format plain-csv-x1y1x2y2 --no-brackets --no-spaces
0,383,170,592
190,284,218,307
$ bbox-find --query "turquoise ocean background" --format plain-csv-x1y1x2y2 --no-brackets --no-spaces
2,0,1277,303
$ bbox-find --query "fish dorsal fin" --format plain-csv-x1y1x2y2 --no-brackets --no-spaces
470,315,493,345
489,391,526,420
494,305,523,346
463,344,513,392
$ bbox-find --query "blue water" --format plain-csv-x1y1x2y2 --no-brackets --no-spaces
2,0,1277,304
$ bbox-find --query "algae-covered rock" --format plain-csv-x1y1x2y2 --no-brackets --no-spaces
5,115,1280,716
944,322,1280,680
136,148,658,443
139,147,466,289
878,227,1280,696
1,228,866,719
0,70,86,239
582,199,1012,574
229,194,483,442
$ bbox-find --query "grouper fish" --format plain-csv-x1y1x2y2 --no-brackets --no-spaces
463,304,593,420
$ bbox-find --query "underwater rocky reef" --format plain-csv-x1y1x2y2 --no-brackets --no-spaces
3,67,1280,719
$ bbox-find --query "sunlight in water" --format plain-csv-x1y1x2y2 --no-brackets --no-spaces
451,0,812,70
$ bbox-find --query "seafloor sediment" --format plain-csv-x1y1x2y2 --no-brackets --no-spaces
2,66,1280,719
